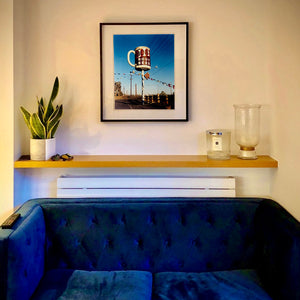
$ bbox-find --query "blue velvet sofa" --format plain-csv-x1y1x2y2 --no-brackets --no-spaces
0,197,299,300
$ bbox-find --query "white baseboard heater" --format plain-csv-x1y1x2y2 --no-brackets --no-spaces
57,176,236,198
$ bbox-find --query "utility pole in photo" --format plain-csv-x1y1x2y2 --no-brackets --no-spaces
127,46,151,104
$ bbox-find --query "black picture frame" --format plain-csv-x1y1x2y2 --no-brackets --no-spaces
100,22,188,122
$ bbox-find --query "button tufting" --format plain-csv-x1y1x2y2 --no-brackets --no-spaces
90,216,98,225
164,238,172,248
26,238,31,246
179,214,187,226
148,212,156,225
135,238,144,250
191,238,202,248
105,239,114,249
138,239,144,250
207,215,214,225
74,239,81,247
90,262,97,270
121,214,127,225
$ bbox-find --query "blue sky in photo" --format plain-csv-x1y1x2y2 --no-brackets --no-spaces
114,34,174,95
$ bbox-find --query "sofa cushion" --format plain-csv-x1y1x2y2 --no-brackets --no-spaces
153,269,272,300
32,269,152,300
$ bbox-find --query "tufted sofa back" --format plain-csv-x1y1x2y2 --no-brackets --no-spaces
41,198,262,273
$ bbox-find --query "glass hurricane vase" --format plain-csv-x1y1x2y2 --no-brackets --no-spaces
234,104,261,160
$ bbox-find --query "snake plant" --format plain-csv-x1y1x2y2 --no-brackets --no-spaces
20,77,63,139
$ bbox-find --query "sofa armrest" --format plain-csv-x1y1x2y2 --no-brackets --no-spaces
255,199,300,300
0,205,46,300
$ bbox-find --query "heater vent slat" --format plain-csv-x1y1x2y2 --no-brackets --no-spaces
57,176,235,198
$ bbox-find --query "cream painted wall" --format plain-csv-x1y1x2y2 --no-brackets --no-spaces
10,0,300,220
269,0,300,220
14,0,272,156
0,0,14,222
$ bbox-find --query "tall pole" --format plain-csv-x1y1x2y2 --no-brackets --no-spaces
141,70,145,104
130,71,133,96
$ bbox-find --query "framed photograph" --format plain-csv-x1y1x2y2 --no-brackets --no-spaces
100,22,188,122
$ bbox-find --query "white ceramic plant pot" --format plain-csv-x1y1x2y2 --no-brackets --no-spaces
30,138,56,161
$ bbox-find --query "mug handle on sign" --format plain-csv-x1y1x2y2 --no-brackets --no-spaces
127,50,135,67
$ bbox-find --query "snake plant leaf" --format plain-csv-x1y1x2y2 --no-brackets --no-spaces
46,105,63,139
49,120,60,138
38,97,45,122
30,113,46,139
43,77,59,122
49,104,63,121
43,98,54,123
20,106,31,130
49,77,59,102
20,107,39,138
38,97,45,109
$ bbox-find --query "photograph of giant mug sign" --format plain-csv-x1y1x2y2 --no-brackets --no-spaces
100,22,188,121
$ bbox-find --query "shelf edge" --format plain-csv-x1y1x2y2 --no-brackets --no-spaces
14,155,278,169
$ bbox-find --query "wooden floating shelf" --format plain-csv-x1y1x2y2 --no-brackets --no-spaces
14,155,278,169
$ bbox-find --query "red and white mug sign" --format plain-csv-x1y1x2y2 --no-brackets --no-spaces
127,46,151,71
